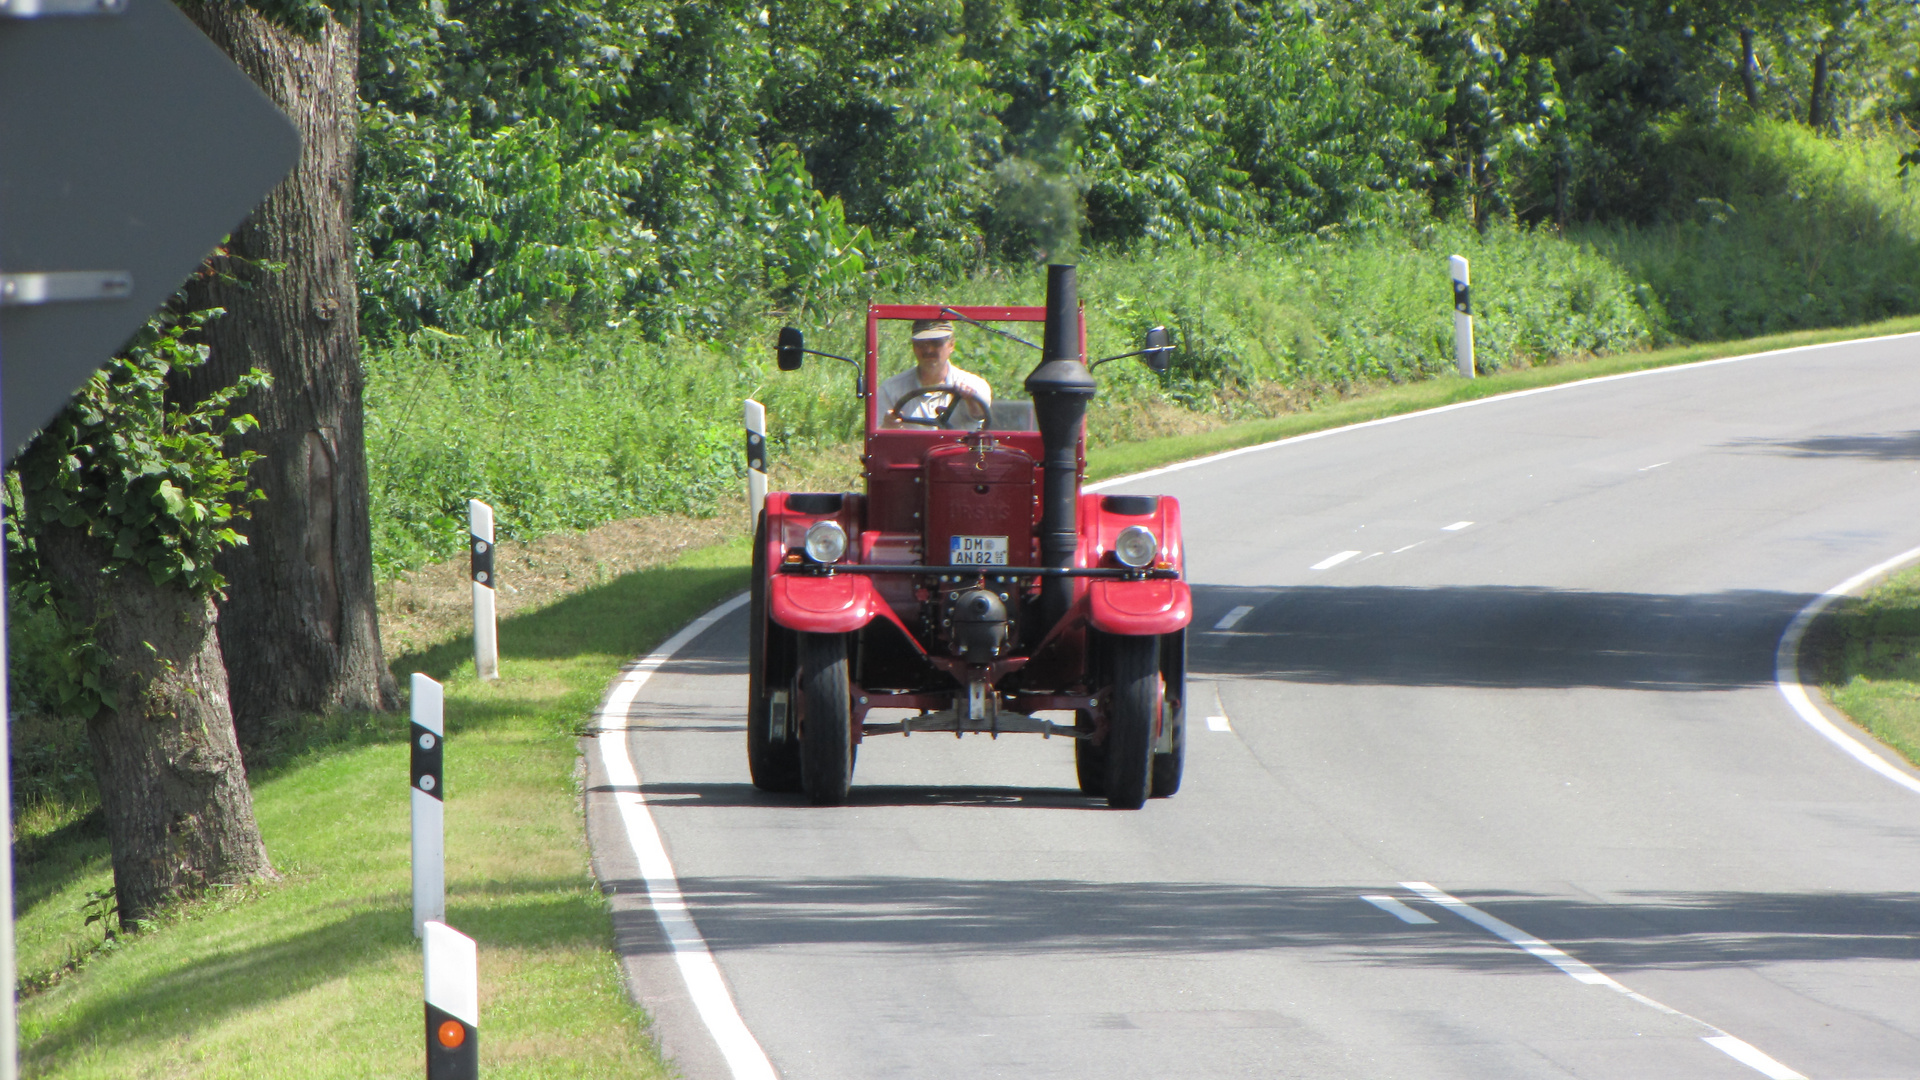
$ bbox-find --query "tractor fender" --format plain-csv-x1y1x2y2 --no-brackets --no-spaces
1079,491,1193,636
763,491,916,639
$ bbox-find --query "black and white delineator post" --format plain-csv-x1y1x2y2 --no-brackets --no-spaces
744,398,768,521
423,920,478,1080
1450,254,1474,378
468,499,498,681
411,673,445,938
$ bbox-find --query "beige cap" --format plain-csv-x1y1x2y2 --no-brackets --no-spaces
910,319,954,341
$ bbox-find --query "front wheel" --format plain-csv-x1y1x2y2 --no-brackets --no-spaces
1103,634,1160,809
1150,630,1186,798
1073,710,1106,797
798,632,854,805
747,515,802,792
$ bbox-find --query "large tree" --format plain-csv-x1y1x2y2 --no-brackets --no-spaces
175,1,396,742
15,318,274,927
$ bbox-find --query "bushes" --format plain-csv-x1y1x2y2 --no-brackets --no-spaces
363,221,1656,573
1581,121,1920,341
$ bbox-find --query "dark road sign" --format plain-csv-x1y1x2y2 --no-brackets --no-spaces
0,0,300,458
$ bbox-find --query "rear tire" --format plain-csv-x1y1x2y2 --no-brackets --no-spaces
798,632,854,805
1073,710,1106,797
747,513,802,792
1103,634,1159,809
1151,630,1186,798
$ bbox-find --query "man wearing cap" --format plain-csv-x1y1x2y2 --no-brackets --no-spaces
880,319,993,428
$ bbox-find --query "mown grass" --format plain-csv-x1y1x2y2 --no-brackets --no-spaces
1808,563,1920,771
15,540,750,1079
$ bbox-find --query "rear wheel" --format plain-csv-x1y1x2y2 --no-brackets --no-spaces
1073,710,1106,797
747,514,802,792
1150,630,1187,798
1103,634,1159,809
798,632,854,805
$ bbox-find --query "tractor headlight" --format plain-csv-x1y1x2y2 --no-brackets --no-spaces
1114,525,1158,569
803,520,848,564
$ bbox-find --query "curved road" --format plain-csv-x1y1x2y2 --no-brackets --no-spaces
586,333,1920,1080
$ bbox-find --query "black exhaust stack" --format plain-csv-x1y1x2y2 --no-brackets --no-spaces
1023,265,1097,634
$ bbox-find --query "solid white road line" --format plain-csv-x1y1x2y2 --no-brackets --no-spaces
595,593,777,1080
1361,895,1436,924
1084,330,1920,493
1774,542,1920,797
1442,521,1473,531
1400,882,1805,1079
1311,550,1362,570
1205,715,1232,733
1703,1036,1808,1080
1213,605,1253,630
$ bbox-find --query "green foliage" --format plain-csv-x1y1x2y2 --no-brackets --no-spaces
1582,120,1920,339
11,312,268,597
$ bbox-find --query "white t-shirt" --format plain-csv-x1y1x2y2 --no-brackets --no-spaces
878,363,993,426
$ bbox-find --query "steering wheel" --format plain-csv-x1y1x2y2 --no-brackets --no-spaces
887,383,991,430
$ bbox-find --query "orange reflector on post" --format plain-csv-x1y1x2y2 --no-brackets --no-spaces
438,1019,465,1049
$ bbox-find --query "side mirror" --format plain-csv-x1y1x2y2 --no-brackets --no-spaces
777,326,805,371
1141,325,1172,373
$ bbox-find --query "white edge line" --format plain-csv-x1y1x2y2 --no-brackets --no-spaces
1774,543,1920,797
1086,330,1920,493
1361,895,1436,924
1401,883,1806,1078
1703,1036,1808,1080
595,593,777,1080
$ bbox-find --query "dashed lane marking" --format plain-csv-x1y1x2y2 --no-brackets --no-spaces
1311,550,1362,570
1400,882,1804,1079
1361,895,1436,924
1213,605,1253,630
1442,521,1474,531
1205,715,1232,733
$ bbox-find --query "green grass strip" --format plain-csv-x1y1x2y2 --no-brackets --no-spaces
1808,562,1920,772
1086,314,1920,482
17,540,751,1079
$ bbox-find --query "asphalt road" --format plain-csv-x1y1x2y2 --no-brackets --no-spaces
586,333,1920,1080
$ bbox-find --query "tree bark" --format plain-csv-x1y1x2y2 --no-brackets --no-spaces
36,524,273,928
175,5,397,747
1808,45,1831,130
1738,27,1761,109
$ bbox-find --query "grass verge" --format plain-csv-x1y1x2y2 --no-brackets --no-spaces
15,539,750,1079
1807,563,1920,772
1085,313,1920,482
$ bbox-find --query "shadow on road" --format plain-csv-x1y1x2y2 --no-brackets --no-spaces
604,875,1920,973
1736,430,1920,461
1188,584,1815,691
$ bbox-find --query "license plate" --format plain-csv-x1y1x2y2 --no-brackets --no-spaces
949,535,1009,566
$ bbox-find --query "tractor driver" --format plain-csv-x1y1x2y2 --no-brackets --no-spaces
879,318,992,428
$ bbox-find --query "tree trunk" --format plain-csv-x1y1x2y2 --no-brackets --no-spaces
1808,45,1830,130
175,5,397,748
1738,27,1761,109
36,524,273,928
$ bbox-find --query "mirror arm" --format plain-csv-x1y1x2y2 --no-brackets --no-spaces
1091,347,1156,368
801,347,860,367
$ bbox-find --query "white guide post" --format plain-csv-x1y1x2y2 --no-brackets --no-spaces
744,398,768,522
411,673,445,938
468,499,498,681
424,921,479,1080
1450,254,1475,378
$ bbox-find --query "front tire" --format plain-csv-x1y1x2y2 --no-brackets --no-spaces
1103,634,1159,809
747,514,802,792
798,632,854,805
1151,630,1186,798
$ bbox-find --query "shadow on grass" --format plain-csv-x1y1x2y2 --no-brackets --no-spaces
390,562,746,682
15,812,110,921
23,893,602,1071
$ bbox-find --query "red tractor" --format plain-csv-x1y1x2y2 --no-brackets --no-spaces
748,265,1192,808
